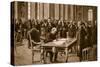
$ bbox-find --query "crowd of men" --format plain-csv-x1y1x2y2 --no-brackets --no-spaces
14,18,97,62
15,19,76,42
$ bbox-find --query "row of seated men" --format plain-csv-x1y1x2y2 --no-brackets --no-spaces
14,18,97,62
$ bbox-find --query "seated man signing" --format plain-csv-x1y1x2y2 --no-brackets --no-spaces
46,27,57,42
46,27,58,62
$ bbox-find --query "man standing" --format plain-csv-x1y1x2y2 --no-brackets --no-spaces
79,22,87,61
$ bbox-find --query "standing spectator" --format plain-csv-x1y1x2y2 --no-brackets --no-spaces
21,20,27,39
60,21,67,38
79,22,87,61
15,19,22,42
86,23,92,47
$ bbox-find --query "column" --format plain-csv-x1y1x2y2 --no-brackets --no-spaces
30,2,36,19
64,5,68,20
35,3,38,19
81,6,84,21
68,5,71,21
49,4,55,19
39,3,44,20
37,3,40,20
70,5,74,21
60,4,64,20
15,1,18,19
28,2,31,20
44,3,49,19
74,5,77,21
54,4,59,20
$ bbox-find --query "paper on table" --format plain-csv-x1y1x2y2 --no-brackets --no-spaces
53,39,66,46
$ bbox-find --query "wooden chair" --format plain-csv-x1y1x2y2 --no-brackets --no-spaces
28,32,44,64
82,47,91,61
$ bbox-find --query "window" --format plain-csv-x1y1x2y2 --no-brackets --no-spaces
88,9,93,21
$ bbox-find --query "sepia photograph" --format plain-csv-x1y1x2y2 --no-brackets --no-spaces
11,1,97,66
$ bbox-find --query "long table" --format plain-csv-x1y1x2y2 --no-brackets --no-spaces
41,38,77,63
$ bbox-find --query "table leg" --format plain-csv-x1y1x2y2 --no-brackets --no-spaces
65,48,68,62
52,47,56,62
44,50,47,63
41,47,44,63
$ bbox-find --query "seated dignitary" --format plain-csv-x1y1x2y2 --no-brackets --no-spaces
46,27,58,62
47,27,57,42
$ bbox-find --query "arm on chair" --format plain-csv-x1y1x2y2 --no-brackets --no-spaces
31,40,41,45
27,29,42,47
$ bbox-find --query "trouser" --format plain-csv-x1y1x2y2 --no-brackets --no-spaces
46,51,58,62
46,51,53,62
